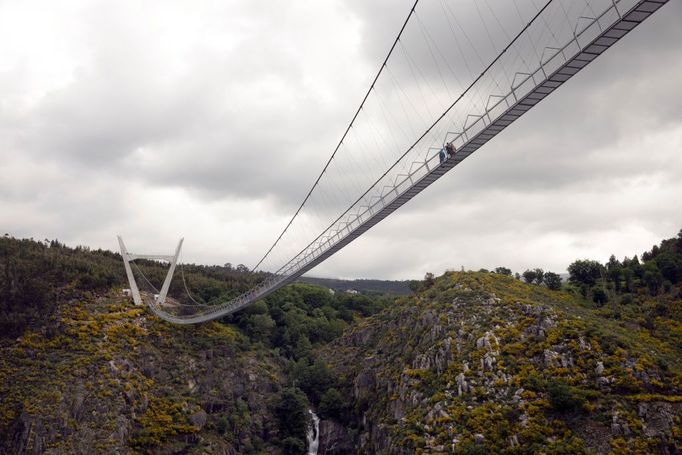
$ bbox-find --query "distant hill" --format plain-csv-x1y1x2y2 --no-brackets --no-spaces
298,276,413,295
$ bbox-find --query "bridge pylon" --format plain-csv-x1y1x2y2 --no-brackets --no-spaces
117,236,183,307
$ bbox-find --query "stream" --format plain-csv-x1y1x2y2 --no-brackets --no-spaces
306,409,320,455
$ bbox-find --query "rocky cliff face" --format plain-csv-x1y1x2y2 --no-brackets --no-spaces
320,272,682,454
0,292,285,454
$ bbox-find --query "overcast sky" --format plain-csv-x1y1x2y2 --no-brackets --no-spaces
1,0,681,280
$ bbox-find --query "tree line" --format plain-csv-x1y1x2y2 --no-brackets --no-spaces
495,229,682,304
565,229,682,304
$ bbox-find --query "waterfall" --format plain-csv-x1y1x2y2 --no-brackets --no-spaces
306,409,320,455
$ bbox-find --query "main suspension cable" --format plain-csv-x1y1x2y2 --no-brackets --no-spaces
252,0,421,272
272,0,555,277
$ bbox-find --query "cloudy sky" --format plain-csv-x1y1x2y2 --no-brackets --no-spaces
1,0,681,280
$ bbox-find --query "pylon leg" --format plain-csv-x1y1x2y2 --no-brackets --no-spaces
118,236,142,306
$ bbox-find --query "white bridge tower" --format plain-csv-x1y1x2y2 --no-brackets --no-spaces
117,236,183,306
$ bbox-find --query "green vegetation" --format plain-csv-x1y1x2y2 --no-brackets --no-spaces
522,268,544,285
2,230,681,453
227,282,391,358
0,235,392,453
543,271,562,290
0,235,268,339
274,387,310,452
299,276,412,295
321,236,682,453
568,229,682,302
494,267,512,276
545,379,590,412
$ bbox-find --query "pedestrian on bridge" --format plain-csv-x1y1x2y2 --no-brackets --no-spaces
446,142,456,159
439,148,446,163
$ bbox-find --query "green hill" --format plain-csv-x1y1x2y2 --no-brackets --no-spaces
298,276,413,296
319,270,681,454
0,236,392,454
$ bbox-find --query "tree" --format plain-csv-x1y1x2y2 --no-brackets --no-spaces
281,437,305,455
592,287,608,305
643,263,664,296
622,267,634,293
655,252,681,284
606,255,623,292
522,269,539,284
274,387,310,443
407,280,421,293
607,254,620,269
245,313,276,344
290,359,336,404
533,268,544,285
544,272,562,290
547,379,585,412
302,286,333,309
630,255,643,279
423,272,436,289
567,260,604,288
292,335,313,361
318,387,346,420
409,273,436,293
494,267,512,276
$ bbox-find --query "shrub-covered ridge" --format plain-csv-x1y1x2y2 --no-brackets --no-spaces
320,271,681,454
0,292,286,453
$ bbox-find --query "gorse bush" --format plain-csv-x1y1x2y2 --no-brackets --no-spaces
547,380,586,412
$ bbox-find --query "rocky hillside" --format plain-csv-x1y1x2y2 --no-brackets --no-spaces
0,291,286,454
0,236,391,454
319,272,681,454
2,233,681,454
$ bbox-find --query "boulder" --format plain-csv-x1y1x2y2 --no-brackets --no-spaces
595,361,604,375
189,409,208,430
638,402,675,437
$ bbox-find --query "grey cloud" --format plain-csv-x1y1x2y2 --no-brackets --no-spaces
1,0,681,280
308,0,682,278
11,3,358,211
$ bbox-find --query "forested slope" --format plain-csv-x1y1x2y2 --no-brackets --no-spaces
0,236,391,454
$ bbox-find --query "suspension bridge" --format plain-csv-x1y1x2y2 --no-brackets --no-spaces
120,0,671,324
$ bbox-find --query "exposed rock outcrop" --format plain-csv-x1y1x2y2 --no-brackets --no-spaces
320,272,682,454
